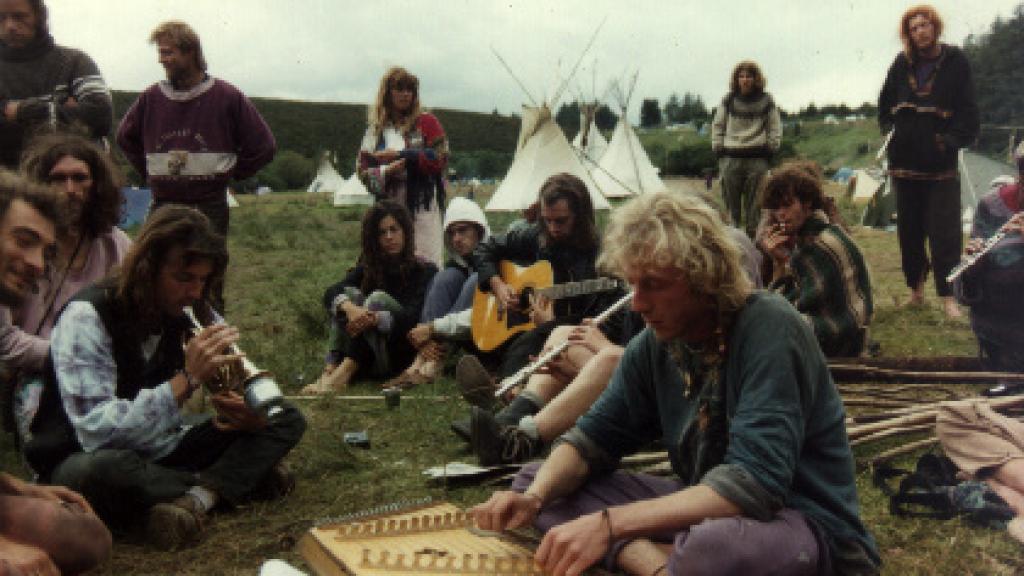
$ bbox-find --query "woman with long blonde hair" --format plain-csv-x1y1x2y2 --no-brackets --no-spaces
357,67,448,266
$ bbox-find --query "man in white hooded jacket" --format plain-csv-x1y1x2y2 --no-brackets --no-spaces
385,196,490,387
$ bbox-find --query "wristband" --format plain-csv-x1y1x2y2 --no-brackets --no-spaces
180,369,201,393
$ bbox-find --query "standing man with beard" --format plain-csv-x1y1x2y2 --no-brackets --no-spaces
0,171,111,576
711,61,782,238
879,4,979,318
0,0,113,168
116,20,276,310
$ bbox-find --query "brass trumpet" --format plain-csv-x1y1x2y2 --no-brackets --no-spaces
182,306,285,419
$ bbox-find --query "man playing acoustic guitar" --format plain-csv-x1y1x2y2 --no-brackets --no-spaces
454,173,628,440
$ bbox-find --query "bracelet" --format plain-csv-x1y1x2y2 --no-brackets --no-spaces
601,508,615,542
651,563,667,576
180,369,201,393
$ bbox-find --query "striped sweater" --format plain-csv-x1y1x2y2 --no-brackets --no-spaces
770,211,873,357
0,34,112,167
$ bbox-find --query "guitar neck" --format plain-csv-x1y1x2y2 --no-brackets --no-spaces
537,278,620,300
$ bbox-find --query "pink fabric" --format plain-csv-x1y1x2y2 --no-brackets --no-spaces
0,228,131,370
936,399,1024,476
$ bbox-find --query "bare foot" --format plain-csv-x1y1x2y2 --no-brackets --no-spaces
942,296,962,319
908,284,925,306
1008,516,1024,545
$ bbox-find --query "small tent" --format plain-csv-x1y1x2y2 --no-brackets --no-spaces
848,169,883,204
307,154,346,194
486,104,610,211
959,149,1016,232
333,174,373,207
831,167,854,184
589,74,666,198
226,188,240,208
119,186,152,229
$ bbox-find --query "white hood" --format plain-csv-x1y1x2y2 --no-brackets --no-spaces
443,196,491,267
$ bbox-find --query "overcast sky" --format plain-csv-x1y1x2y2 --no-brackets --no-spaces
47,0,1018,122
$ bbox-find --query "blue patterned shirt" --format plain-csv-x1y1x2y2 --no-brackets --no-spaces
50,300,187,460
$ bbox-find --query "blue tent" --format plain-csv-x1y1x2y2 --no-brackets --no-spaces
119,187,152,229
832,167,854,184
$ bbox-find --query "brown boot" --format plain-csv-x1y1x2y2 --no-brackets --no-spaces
146,494,207,550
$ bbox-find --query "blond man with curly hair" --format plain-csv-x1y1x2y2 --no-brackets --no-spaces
472,191,879,576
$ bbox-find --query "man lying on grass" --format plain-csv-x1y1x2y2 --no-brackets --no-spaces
470,191,880,576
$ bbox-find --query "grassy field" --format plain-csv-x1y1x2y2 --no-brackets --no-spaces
3,188,1021,575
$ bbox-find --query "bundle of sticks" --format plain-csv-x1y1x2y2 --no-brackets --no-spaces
842,390,1024,467
829,356,1024,385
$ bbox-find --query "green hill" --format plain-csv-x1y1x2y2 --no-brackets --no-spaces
111,90,520,182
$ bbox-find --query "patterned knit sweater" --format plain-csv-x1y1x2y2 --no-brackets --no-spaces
711,92,782,159
770,211,873,357
0,34,112,168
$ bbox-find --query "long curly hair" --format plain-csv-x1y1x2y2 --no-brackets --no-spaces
538,173,598,252
114,205,226,327
20,132,122,239
729,61,766,96
369,67,422,137
899,5,944,61
598,191,751,320
358,201,417,293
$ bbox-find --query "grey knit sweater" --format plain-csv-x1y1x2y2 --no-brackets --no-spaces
711,92,782,159
0,34,112,167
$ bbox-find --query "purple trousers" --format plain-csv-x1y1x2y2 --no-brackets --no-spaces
512,464,827,576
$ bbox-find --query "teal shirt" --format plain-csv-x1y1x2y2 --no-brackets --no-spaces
570,292,879,573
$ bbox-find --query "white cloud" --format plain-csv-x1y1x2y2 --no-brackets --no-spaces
45,0,1015,123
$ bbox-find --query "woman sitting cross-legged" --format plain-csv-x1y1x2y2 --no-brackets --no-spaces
384,197,490,389
302,201,437,394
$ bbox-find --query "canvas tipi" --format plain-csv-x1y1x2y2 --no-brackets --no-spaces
572,103,608,165
486,104,610,211
333,173,373,207
307,153,346,194
590,74,666,198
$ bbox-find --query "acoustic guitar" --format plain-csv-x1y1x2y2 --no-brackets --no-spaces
469,260,622,351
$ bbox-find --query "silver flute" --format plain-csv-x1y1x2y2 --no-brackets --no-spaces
494,292,633,398
946,230,1007,283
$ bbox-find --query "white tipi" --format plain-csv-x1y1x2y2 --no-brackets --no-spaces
572,104,608,165
306,153,345,194
486,104,610,212
590,74,666,198
333,173,373,207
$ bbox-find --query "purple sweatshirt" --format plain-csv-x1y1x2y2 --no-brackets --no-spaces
116,77,276,202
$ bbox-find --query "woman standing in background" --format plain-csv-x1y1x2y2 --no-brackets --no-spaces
357,67,448,266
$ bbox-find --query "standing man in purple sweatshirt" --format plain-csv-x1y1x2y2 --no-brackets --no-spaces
117,20,275,309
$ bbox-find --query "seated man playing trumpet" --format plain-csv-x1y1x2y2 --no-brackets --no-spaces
24,206,306,550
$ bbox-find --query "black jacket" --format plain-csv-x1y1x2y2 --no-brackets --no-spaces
322,259,438,338
471,223,627,338
878,44,979,178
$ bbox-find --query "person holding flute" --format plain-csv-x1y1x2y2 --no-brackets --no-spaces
470,191,879,576
951,142,1024,396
